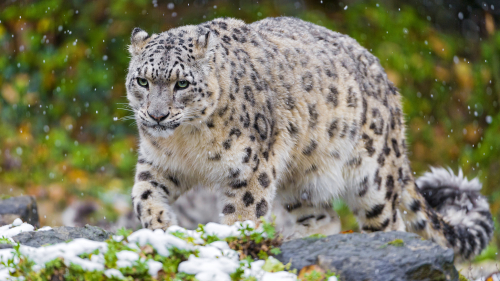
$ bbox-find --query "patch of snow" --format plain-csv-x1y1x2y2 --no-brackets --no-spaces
63,255,104,271
0,224,11,233
206,241,239,261
166,225,204,243
0,222,34,238
178,255,240,275
244,260,266,279
195,270,231,281
12,219,22,227
0,250,15,265
197,245,224,259
204,222,239,238
127,228,194,256
116,250,139,262
104,268,125,279
112,235,124,242
147,259,163,277
37,226,52,232
116,260,133,268
19,238,107,266
262,271,298,281
209,241,230,250
115,250,140,268
0,268,13,280
90,253,105,264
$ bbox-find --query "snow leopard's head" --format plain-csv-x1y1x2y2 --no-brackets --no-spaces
126,25,219,137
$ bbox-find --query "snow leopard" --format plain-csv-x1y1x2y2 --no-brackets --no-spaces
125,17,493,259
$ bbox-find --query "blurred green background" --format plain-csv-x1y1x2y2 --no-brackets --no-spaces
0,0,498,263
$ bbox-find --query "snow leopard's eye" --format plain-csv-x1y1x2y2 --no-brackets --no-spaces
137,78,149,88
175,80,189,90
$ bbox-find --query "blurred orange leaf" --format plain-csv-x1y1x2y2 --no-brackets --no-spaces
298,265,325,281
386,69,401,87
48,184,65,202
68,169,89,186
485,13,495,36
1,84,19,104
429,34,449,58
434,66,450,82
454,61,473,90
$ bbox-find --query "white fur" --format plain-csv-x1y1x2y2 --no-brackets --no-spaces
416,167,482,191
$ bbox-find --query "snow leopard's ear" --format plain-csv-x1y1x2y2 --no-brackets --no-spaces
195,28,216,63
129,27,150,56
196,29,211,48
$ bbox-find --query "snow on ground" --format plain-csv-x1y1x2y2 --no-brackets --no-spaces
0,219,312,280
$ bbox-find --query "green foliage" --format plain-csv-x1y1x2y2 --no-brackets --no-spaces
115,227,133,239
118,258,150,279
325,270,339,279
0,237,14,244
262,256,285,272
154,247,195,278
204,234,221,244
473,244,499,263
196,223,222,244
170,230,187,239
269,247,281,256
230,265,247,281
104,238,133,268
226,220,283,261
78,249,100,260
301,270,324,281
1,242,36,277
262,216,277,238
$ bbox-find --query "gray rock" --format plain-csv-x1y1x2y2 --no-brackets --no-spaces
11,225,111,248
0,196,39,228
275,231,458,281
0,244,14,249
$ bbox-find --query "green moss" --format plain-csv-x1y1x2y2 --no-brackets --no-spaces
304,234,327,239
387,239,405,247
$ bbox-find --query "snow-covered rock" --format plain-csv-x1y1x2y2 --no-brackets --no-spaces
0,222,34,239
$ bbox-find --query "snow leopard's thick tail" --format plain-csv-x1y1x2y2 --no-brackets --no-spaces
406,167,494,260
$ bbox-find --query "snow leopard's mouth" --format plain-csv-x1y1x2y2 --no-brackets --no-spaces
142,122,180,131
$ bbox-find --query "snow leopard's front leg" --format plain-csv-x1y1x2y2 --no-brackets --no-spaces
220,163,276,226
132,160,183,230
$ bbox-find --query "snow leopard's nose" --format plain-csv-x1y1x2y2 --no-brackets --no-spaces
147,111,170,122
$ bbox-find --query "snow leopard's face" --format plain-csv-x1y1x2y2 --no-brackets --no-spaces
126,26,219,137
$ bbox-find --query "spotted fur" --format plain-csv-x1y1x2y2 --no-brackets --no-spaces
126,17,493,259
415,167,494,260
